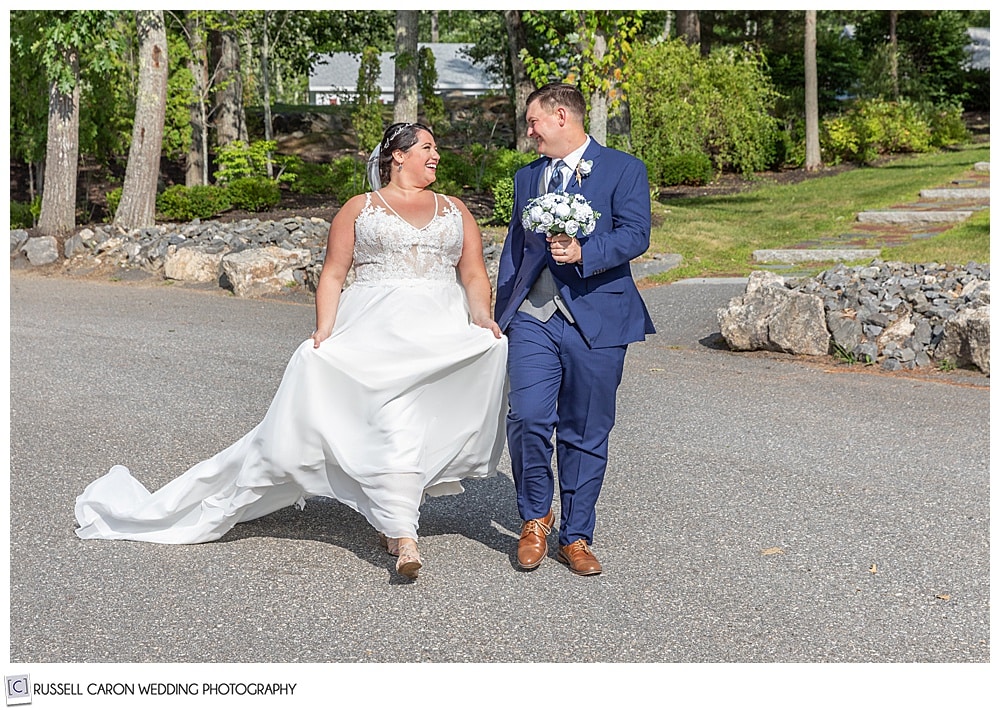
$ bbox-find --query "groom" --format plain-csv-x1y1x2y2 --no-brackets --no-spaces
495,83,655,576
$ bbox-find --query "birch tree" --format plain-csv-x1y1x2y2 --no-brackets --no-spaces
211,13,247,147
37,47,81,237
30,11,118,236
114,10,169,229
180,12,210,185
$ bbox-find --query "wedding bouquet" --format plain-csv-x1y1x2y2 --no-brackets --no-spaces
521,192,600,238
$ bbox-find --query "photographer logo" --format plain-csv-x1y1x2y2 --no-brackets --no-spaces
5,675,31,706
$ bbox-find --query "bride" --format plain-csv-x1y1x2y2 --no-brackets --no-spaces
75,122,509,580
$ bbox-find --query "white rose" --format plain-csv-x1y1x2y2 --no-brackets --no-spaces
564,220,580,236
554,202,571,218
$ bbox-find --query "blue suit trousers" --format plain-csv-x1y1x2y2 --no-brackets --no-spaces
506,309,627,546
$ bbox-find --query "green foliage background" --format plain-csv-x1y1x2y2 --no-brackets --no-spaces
7,9,990,225
628,39,782,181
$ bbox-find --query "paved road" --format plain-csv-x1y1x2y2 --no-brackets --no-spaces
7,272,989,698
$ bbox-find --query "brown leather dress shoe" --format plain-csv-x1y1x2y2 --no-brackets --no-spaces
557,539,602,576
517,510,555,570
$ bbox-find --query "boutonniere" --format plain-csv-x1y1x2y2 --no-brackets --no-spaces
574,159,593,186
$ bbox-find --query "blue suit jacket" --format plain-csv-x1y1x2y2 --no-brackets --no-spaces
494,139,656,348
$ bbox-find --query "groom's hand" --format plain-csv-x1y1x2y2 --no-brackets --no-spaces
546,234,581,265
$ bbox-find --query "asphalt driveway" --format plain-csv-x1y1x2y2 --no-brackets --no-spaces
6,271,989,702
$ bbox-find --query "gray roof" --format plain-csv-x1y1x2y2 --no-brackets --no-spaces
309,43,501,93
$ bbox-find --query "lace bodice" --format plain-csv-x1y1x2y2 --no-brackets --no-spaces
352,192,464,284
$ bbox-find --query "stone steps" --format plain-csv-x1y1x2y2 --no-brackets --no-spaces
855,209,974,224
920,187,990,200
752,248,880,264
752,162,989,273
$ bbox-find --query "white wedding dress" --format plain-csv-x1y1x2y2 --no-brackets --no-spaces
75,192,508,544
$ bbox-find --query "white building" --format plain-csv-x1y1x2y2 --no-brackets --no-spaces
965,27,989,71
308,43,502,106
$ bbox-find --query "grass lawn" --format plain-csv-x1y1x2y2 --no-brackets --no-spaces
648,145,990,283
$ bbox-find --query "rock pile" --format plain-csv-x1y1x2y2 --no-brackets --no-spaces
11,216,502,299
718,260,990,374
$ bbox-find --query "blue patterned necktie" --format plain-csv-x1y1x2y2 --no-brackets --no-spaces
547,160,565,193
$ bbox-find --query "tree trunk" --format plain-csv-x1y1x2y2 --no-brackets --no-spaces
212,22,247,147
888,10,899,99
676,11,700,46
588,28,608,145
431,10,439,43
37,48,80,237
274,55,285,103
504,10,535,152
261,11,274,178
393,10,419,124
28,162,38,202
114,11,169,230
804,10,821,171
699,10,714,57
186,15,209,186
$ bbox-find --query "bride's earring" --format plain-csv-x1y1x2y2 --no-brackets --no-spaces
396,162,403,172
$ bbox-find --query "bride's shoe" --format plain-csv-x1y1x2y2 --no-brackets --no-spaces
395,540,422,579
377,532,400,556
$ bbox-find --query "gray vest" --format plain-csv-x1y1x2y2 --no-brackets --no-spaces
518,163,576,323
518,267,575,323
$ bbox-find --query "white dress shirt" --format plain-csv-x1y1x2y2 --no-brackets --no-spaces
545,137,592,192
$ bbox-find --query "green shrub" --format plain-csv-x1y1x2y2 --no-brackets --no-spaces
821,98,936,165
436,149,474,192
214,140,295,185
418,46,447,133
10,200,36,229
433,145,536,199
286,157,338,196
658,153,715,186
481,147,536,190
490,177,515,225
819,116,858,166
963,67,989,112
105,187,122,217
431,174,464,197
156,184,231,221
770,128,801,169
857,99,932,156
329,155,368,203
628,38,781,180
226,177,281,212
923,101,970,147
352,47,384,154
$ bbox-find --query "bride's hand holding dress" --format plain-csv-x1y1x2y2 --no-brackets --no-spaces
310,192,364,349
454,196,503,340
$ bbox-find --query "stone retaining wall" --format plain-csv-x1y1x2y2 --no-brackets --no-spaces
11,216,501,298
718,261,990,374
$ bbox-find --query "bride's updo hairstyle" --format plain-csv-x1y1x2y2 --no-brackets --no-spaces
378,122,433,186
